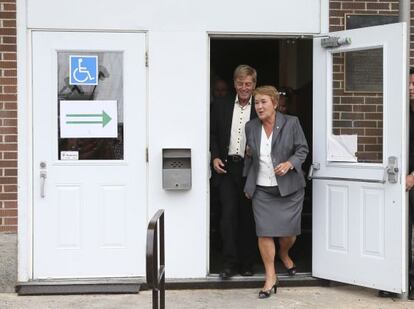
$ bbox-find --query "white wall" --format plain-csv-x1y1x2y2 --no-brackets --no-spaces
22,0,327,278
27,0,324,33
147,31,209,277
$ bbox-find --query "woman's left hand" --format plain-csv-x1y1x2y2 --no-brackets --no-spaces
274,161,294,176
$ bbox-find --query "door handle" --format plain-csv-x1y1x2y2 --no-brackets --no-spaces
40,161,47,198
307,162,320,180
40,171,47,198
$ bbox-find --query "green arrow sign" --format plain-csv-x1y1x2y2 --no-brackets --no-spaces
66,110,112,127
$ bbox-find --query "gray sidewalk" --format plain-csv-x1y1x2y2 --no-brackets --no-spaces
1,285,414,309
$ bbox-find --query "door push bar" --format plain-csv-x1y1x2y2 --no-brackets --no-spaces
308,156,399,184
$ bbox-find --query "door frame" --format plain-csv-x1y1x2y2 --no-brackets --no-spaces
206,32,316,275
17,29,149,282
206,28,409,286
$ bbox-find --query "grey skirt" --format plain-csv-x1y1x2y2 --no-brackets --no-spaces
252,186,304,237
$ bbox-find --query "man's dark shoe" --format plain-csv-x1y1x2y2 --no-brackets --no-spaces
219,268,235,279
409,290,414,300
378,290,397,298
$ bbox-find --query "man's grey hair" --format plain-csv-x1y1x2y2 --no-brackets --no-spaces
233,65,257,83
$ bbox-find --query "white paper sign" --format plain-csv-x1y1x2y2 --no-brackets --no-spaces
327,134,358,162
60,151,79,161
60,100,118,138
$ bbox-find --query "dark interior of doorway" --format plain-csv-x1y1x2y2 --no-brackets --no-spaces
209,38,313,276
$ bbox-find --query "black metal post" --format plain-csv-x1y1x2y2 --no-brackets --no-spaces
146,209,165,309
159,213,165,308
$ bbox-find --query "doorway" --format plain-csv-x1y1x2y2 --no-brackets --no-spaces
209,37,313,276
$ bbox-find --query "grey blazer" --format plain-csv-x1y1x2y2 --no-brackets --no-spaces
243,112,309,198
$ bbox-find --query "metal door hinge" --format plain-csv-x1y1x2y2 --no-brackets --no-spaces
146,147,149,162
145,52,149,67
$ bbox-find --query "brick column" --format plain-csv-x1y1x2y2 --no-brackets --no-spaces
0,0,17,233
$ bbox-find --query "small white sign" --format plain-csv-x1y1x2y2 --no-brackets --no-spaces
60,100,118,138
327,134,358,162
60,151,79,161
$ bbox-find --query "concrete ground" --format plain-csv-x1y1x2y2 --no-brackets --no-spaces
0,233,17,293
1,285,414,309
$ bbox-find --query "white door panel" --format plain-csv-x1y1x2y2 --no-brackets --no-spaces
312,23,407,292
32,32,147,278
313,180,401,291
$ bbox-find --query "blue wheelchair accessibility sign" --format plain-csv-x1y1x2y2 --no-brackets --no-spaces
69,55,98,85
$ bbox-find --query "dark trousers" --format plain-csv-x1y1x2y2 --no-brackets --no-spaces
210,175,222,250
218,159,257,268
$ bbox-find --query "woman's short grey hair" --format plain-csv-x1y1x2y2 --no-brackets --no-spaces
253,85,280,104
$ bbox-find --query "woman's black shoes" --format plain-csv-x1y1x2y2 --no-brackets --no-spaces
280,256,297,276
286,264,297,276
258,282,278,299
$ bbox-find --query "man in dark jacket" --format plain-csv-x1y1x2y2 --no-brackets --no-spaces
210,65,257,278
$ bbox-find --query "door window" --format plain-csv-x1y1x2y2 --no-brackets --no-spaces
330,48,383,163
57,51,124,160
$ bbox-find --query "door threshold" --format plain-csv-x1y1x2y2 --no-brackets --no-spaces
16,273,326,294
16,277,144,295
152,272,327,290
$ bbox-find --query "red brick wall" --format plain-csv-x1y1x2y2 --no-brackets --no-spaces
330,1,398,32
0,0,17,233
330,0,413,65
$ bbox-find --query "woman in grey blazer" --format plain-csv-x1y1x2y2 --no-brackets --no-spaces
244,86,308,298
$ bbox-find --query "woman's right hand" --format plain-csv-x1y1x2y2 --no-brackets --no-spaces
245,192,251,199
274,161,293,176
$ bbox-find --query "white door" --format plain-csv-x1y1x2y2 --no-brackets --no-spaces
32,32,147,278
312,23,407,293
